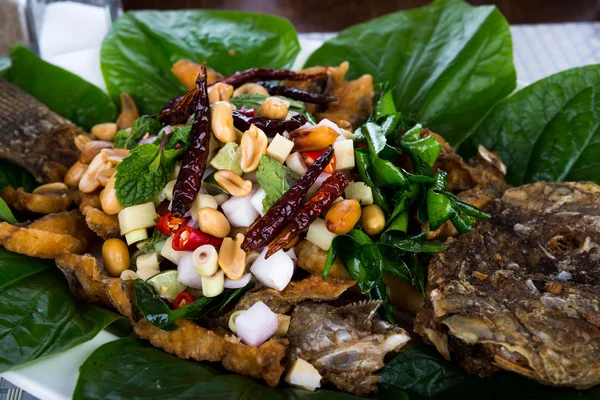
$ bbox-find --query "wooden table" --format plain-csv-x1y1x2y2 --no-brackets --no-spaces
123,0,600,31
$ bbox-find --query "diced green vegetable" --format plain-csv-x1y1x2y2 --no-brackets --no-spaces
209,142,243,175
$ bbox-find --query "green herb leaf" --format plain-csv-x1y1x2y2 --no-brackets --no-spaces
0,248,126,372
114,115,162,149
305,0,516,144
399,123,442,176
256,155,300,212
101,10,300,114
462,65,600,185
140,229,169,254
0,198,17,224
6,45,116,131
168,125,192,149
373,82,397,120
354,149,388,212
115,144,175,207
230,93,306,114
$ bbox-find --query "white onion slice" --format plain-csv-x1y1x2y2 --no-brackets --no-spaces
235,301,278,347
285,248,297,262
186,218,199,229
250,247,294,291
224,273,252,289
221,195,259,227
138,135,158,145
177,252,203,289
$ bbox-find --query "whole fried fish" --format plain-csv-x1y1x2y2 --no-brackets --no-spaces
287,300,410,396
0,79,84,183
415,182,600,389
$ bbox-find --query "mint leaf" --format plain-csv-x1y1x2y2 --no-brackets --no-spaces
115,144,175,207
256,155,300,212
113,130,131,149
114,116,162,150
167,125,191,149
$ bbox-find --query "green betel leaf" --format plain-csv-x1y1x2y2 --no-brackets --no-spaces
6,45,116,131
101,10,300,115
0,198,16,224
0,248,125,372
305,0,516,145
461,65,600,186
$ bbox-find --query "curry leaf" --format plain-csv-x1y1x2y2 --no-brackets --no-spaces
7,45,116,131
0,248,125,372
101,10,300,114
461,65,600,185
305,0,516,144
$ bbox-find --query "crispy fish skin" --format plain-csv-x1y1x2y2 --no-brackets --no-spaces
416,182,600,389
0,79,83,183
56,253,114,307
81,205,120,239
1,186,79,214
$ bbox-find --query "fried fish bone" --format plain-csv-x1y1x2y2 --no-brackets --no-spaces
287,300,410,396
0,79,83,183
415,181,600,389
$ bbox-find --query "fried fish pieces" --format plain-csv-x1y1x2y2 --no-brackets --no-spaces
1,186,79,214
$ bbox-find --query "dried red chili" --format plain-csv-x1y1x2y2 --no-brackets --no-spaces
232,111,306,136
258,81,337,104
302,150,336,174
266,172,349,257
156,212,187,235
173,292,195,309
241,147,334,252
171,63,211,217
172,226,222,251
158,87,199,125
215,68,326,88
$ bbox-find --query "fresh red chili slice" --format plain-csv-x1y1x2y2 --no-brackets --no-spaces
172,226,222,251
156,212,187,235
173,292,195,309
302,150,336,174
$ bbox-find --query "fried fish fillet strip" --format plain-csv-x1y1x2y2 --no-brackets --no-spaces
81,205,120,239
1,186,79,214
55,253,287,387
0,210,89,258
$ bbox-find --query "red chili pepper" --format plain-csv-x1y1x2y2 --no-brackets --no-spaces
356,143,368,150
302,150,336,174
156,212,187,235
172,226,222,251
173,292,195,309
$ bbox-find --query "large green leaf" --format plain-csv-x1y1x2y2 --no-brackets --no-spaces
305,0,516,144
0,248,125,372
6,45,116,131
461,65,600,185
74,338,362,400
101,10,300,115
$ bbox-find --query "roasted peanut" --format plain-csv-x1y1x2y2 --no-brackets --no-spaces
91,122,118,141
214,170,253,197
289,125,339,152
116,93,140,130
218,233,246,280
240,124,268,173
64,161,87,188
259,96,290,120
172,59,203,90
101,148,130,165
99,176,123,215
233,83,269,97
207,82,234,104
96,167,116,186
102,238,130,277
74,134,92,152
120,270,138,281
325,199,361,234
197,208,231,238
362,204,385,236
32,182,69,194
79,153,111,193
79,140,112,164
211,101,237,143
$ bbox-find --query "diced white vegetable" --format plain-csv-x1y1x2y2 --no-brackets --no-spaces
340,129,356,140
317,118,342,135
332,140,355,170
285,152,308,176
275,314,291,337
136,252,160,270
169,162,181,181
307,172,331,199
250,187,267,216
213,193,229,205
235,301,278,347
285,358,322,391
177,252,203,289
306,218,336,251
190,194,218,220
125,228,148,245
221,195,259,227
118,202,157,235
267,134,294,163
163,179,176,201
192,245,219,277
224,272,252,289
160,236,189,264
201,270,225,297
344,181,374,205
250,247,294,291
228,310,245,333
245,250,261,268
137,267,160,281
